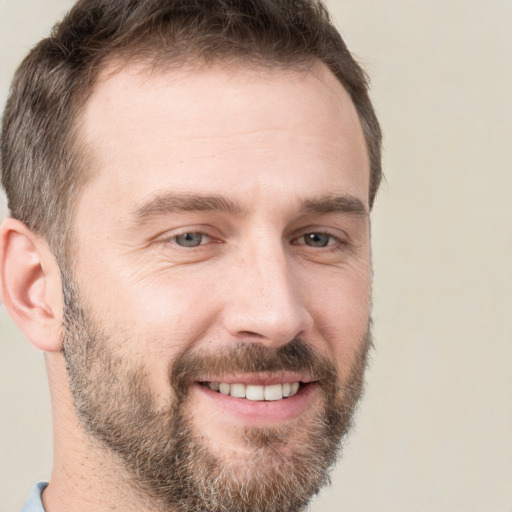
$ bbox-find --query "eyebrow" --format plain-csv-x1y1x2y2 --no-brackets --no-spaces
131,192,368,225
299,194,368,217
132,193,247,223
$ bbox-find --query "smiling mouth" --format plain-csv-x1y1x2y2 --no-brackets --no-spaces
200,381,306,401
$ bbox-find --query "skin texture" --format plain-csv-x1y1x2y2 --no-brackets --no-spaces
0,61,372,512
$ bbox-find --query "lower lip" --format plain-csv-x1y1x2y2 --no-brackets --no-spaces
192,382,320,425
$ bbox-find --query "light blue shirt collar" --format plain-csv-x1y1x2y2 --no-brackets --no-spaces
21,482,47,512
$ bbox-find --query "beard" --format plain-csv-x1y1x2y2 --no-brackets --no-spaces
61,272,371,512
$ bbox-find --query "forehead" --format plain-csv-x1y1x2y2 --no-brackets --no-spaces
77,61,369,215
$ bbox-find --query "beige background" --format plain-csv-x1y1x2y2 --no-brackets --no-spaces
1,1,511,511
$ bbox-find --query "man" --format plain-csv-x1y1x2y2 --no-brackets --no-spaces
0,0,382,511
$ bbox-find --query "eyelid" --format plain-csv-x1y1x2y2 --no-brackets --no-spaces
292,234,347,251
290,226,350,244
172,232,211,246
153,225,222,245
294,232,339,245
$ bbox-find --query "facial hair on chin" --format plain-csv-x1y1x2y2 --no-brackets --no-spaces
61,273,371,512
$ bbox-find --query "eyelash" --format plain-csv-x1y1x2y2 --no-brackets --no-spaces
293,232,345,249
168,231,215,248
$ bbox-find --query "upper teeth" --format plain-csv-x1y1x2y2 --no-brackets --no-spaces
207,382,300,401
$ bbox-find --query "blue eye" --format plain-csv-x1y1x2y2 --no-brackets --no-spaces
173,232,209,247
302,232,335,247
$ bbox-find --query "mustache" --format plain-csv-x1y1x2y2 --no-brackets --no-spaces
169,338,341,398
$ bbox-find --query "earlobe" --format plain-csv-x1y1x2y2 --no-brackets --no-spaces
0,218,64,352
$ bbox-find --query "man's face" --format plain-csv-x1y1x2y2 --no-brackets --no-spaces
63,62,372,511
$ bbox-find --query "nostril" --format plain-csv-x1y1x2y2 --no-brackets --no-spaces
238,331,265,338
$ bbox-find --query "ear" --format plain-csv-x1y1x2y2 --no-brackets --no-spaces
0,218,64,352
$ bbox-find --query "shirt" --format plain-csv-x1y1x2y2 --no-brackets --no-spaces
20,482,47,512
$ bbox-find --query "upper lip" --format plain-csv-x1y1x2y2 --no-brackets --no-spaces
196,372,317,386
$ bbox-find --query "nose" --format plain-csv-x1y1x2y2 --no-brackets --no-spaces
220,242,313,347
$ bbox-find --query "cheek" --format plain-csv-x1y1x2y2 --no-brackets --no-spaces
120,274,226,402
302,263,371,373
78,249,221,337
74,260,223,397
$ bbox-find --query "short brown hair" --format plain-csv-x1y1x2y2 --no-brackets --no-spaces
1,0,382,257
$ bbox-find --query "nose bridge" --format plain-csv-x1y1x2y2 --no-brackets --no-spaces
223,236,313,345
